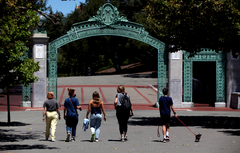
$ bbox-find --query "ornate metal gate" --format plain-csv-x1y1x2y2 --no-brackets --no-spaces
48,3,167,99
183,49,225,103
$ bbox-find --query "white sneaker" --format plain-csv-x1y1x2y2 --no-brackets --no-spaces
66,132,71,142
51,139,56,142
71,138,75,142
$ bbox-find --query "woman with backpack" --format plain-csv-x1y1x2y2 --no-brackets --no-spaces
114,85,134,142
64,88,82,142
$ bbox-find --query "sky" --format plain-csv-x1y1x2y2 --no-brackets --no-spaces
46,0,86,16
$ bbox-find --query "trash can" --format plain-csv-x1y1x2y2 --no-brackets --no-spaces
231,92,240,109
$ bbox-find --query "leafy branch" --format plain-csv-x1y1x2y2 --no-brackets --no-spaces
18,6,61,25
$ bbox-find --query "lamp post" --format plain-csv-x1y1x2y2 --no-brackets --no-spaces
34,14,47,33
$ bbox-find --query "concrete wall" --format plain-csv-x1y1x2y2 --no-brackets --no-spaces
226,53,240,108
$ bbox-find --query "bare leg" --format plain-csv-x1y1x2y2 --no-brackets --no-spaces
166,123,170,133
162,125,166,136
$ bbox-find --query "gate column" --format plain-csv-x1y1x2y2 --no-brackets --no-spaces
169,51,187,108
32,33,49,107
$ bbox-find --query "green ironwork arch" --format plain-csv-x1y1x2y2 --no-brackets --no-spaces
48,3,167,99
183,49,225,103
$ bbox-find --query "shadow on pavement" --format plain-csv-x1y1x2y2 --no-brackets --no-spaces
0,144,59,151
0,129,41,142
0,121,30,127
128,116,240,129
108,139,122,142
217,130,240,136
81,140,92,142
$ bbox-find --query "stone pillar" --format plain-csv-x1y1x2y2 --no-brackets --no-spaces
32,33,49,107
168,51,183,108
226,53,240,108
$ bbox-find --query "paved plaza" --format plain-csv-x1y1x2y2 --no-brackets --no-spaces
1,75,160,111
0,110,240,153
0,75,240,152
56,75,159,108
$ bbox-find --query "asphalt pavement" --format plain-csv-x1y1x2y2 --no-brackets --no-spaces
0,110,240,153
0,75,240,153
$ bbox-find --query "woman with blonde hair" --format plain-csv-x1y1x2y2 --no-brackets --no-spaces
86,91,106,142
64,88,82,142
114,85,134,142
42,91,61,142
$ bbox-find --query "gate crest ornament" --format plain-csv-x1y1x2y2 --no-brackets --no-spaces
88,3,128,26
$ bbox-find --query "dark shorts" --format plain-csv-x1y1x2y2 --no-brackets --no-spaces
160,115,170,125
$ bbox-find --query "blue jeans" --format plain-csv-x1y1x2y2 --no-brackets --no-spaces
66,126,77,138
90,114,102,139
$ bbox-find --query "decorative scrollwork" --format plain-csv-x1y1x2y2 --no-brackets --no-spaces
88,3,128,27
216,60,225,102
158,48,167,99
183,61,192,102
22,48,31,102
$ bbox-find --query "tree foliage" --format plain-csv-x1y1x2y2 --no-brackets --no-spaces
0,0,40,89
145,0,240,57
0,0,42,124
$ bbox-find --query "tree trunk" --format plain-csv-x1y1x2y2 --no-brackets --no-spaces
7,88,11,126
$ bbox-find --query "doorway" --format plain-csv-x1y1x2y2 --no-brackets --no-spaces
192,62,216,106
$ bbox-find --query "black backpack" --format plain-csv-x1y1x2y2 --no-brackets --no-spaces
120,93,132,110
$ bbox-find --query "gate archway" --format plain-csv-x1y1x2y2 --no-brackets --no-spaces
48,3,167,99
183,50,225,106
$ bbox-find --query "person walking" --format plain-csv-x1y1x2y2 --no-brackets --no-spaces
86,91,106,142
158,88,177,143
42,91,61,142
114,85,134,142
64,88,82,142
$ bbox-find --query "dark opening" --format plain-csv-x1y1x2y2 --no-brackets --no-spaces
192,62,216,106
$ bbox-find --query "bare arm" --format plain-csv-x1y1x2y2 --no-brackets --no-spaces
76,99,82,111
77,105,82,111
56,108,61,120
42,107,47,122
86,100,92,119
64,107,67,120
170,105,177,117
114,97,118,108
130,98,134,116
100,102,107,121
159,103,161,113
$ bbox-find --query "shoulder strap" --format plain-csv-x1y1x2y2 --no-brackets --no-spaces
69,98,74,106
69,98,78,115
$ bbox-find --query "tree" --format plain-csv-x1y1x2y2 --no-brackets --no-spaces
145,0,240,57
0,0,41,125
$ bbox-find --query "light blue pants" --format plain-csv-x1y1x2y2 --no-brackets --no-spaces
90,114,102,139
